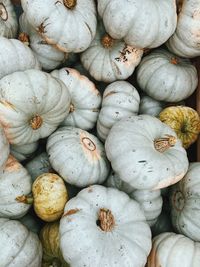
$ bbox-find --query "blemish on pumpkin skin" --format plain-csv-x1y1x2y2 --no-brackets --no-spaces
5,155,21,172
62,208,80,217
146,242,161,267
0,100,17,111
104,91,116,98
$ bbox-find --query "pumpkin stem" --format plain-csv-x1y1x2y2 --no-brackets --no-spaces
170,57,179,65
97,208,115,232
101,34,115,49
69,103,75,113
63,0,77,9
172,190,185,212
154,134,177,153
82,137,96,151
30,115,43,130
16,194,34,205
18,32,30,46
0,3,8,21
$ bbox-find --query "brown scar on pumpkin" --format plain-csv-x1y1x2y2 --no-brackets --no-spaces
0,100,18,112
104,91,116,98
62,208,80,217
5,155,21,171
88,186,93,193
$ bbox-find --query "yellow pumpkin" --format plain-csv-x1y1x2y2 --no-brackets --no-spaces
159,106,200,149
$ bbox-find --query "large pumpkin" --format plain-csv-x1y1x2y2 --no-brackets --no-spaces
51,67,102,131
105,115,189,190
60,185,152,267
47,126,110,187
0,218,42,267
0,69,71,145
21,0,97,53
136,49,198,102
97,0,177,49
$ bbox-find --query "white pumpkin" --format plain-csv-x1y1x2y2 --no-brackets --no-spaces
0,37,40,79
60,185,152,267
0,124,9,173
97,81,140,142
170,162,200,241
0,0,18,38
51,67,102,130
0,218,42,267
81,21,143,82
21,0,97,53
97,0,177,49
19,13,68,71
11,141,39,162
47,126,110,187
139,95,165,117
105,115,189,190
136,49,198,102
0,69,71,145
0,155,32,218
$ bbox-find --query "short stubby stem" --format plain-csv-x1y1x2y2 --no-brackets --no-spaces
82,137,96,151
16,194,34,205
101,34,115,49
63,0,77,9
18,32,30,46
97,208,115,232
172,190,185,211
69,103,75,113
30,115,43,130
170,57,179,65
154,134,177,153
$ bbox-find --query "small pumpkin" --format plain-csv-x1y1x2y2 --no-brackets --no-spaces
0,124,9,173
21,0,97,53
136,49,198,102
0,218,42,267
11,141,39,162
139,95,165,117
81,20,143,83
0,0,18,38
97,0,177,49
146,232,200,267
51,67,102,131
170,163,200,241
0,69,71,145
105,115,189,190
47,126,110,187
97,81,140,142
60,185,152,267
159,106,200,149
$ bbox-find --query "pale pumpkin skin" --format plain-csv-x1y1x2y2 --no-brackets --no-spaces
97,81,140,142
167,0,200,58
139,95,165,117
0,155,32,218
40,221,69,267
0,69,71,145
60,185,152,267
11,141,39,162
81,21,143,83
0,124,9,173
107,171,163,226
137,49,198,102
170,163,200,242
21,0,97,53
0,0,18,38
0,218,42,267
0,37,40,79
159,106,200,149
51,68,102,130
47,126,110,187
32,173,68,222
19,13,67,71
105,114,189,190
146,232,200,267
97,0,177,49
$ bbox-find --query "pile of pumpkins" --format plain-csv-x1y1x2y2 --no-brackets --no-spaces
1,0,200,266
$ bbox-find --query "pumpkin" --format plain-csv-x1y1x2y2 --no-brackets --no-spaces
97,0,177,49
97,81,140,142
146,232,200,267
21,0,97,53
47,126,110,187
136,49,198,102
0,0,18,38
159,106,200,149
167,0,200,58
0,69,71,145
40,221,69,267
80,20,143,83
151,211,173,237
139,95,165,117
19,13,68,71
0,124,9,173
51,67,102,131
0,155,32,218
105,114,189,190
11,141,39,162
20,213,42,234
169,162,200,242
25,152,53,181
107,171,162,226
17,173,68,222
0,37,40,80
60,185,152,267
0,218,42,267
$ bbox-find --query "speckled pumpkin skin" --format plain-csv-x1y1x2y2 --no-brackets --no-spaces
159,106,200,148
